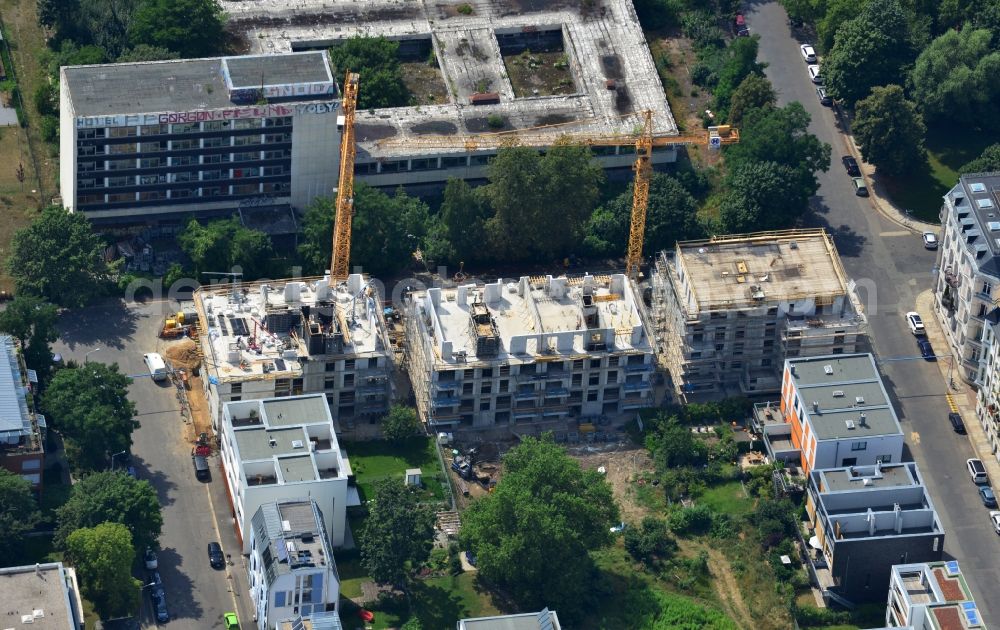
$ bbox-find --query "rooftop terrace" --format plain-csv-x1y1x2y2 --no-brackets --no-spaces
219,0,675,159
892,561,985,629
411,274,651,366
671,229,850,315
196,274,390,384
252,500,335,581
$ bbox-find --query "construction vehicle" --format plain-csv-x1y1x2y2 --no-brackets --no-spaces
330,71,360,282
160,309,199,339
375,109,739,278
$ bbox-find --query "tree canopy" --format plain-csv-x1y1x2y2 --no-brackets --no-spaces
0,296,59,382
0,470,41,561
852,84,926,178
329,38,409,109
359,478,435,586
822,0,916,106
460,437,619,619
65,523,140,618
130,0,224,58
381,405,422,443
41,363,138,472
910,26,1000,130
55,470,162,552
178,218,274,281
726,73,776,125
961,143,1000,174
7,206,113,308
719,161,810,233
712,36,766,117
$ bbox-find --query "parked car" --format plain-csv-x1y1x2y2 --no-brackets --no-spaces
816,86,832,106
734,13,749,36
842,155,861,176
980,486,997,508
143,352,168,382
144,548,158,570
193,454,210,481
150,588,169,624
968,458,988,484
807,64,823,84
208,542,225,569
906,312,925,336
949,412,966,434
223,612,240,630
852,176,868,196
990,511,1000,534
922,232,939,249
126,466,139,480
917,338,934,360
799,44,817,63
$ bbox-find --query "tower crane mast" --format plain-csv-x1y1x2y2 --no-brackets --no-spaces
330,71,360,281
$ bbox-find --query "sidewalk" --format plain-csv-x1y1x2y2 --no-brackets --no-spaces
833,105,938,236
914,290,1000,483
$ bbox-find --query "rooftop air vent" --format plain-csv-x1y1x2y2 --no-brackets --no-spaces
832,390,845,397
862,477,873,486
846,419,856,430
824,364,834,375
988,222,1000,232
855,396,865,404
970,182,987,193
291,440,304,449
978,198,994,209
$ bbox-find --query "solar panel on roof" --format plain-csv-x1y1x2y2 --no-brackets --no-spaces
275,541,289,563
963,602,981,626
275,359,287,371
946,560,960,575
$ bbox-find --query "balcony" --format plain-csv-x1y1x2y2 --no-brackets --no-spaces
432,396,460,408
623,381,651,392
625,362,653,373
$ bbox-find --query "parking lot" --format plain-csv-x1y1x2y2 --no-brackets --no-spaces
53,298,254,630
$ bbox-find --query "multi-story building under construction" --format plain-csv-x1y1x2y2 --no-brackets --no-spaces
405,274,656,434
193,274,393,433
651,229,866,399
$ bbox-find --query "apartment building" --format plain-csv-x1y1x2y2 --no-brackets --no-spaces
457,609,561,630
249,499,340,630
805,463,944,605
0,335,46,492
885,561,985,630
933,171,1000,385
59,52,339,226
0,562,85,629
752,354,904,475
194,274,392,432
977,315,1000,463
220,394,355,552
651,229,865,399
278,612,344,630
405,274,655,433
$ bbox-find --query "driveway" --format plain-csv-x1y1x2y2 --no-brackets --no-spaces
54,298,253,630
746,0,1000,618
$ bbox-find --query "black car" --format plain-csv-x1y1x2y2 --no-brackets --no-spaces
150,587,169,623
208,542,225,569
949,412,967,433
917,338,935,360
193,454,210,481
842,155,861,176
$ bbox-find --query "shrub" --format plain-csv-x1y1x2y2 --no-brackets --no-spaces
456,3,473,14
668,504,714,536
487,114,505,129
624,517,676,564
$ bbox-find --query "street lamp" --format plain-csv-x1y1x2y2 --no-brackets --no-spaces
84,348,102,363
110,450,127,471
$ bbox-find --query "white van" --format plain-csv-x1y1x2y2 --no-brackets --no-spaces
144,352,168,382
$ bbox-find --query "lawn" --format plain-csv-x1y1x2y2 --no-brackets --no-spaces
344,437,448,503
339,572,499,629
698,480,753,517
880,122,998,222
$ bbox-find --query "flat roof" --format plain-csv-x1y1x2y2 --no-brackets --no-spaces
820,463,918,492
788,354,903,440
0,563,77,630
262,397,331,427
195,275,390,384
459,610,561,630
63,52,334,117
0,335,33,441
236,426,311,462
410,274,653,367
672,229,849,314
252,499,333,581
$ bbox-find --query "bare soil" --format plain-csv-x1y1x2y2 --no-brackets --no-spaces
646,32,711,133
400,61,451,106
503,51,576,98
571,444,658,522
706,547,755,628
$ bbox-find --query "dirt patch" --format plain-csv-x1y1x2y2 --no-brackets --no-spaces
571,445,658,523
600,54,623,80
411,121,459,135
465,116,511,133
647,33,711,133
355,124,398,142
503,50,576,98
164,338,201,371
400,61,450,106
181,374,213,445
534,113,576,127
706,547,755,628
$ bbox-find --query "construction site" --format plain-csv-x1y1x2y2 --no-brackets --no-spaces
650,229,867,400
219,0,680,189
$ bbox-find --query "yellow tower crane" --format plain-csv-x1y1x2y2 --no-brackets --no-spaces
376,109,739,278
330,71,360,281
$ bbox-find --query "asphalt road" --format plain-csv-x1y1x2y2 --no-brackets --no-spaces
54,299,251,630
747,0,1000,619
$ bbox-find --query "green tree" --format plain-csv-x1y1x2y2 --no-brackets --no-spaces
130,0,224,57
37,0,79,32
79,0,139,58
961,143,1000,174
329,37,409,109
351,184,429,277
713,36,765,116
632,0,681,30
623,516,675,565
853,84,926,177
381,405,422,442
297,197,334,276
64,523,140,618
910,26,1000,129
584,174,703,257
439,179,492,263
718,161,810,233
41,363,139,472
0,296,59,382
178,218,274,280
0,469,41,562
726,73,776,125
822,0,916,106
360,478,435,586
460,437,619,618
7,206,113,308
118,44,180,62
648,417,709,470
55,471,162,552
816,0,866,53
